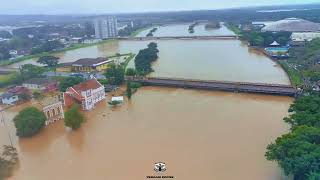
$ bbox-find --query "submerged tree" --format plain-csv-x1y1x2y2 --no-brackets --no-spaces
13,107,46,137
104,63,125,85
0,145,19,179
126,81,132,99
64,105,85,130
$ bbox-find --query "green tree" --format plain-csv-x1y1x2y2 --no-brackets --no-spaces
266,126,320,180
13,107,46,137
308,172,320,180
125,68,136,76
134,42,159,75
104,63,124,85
19,64,45,81
59,77,84,92
37,56,59,67
64,105,85,130
126,81,132,99
284,94,320,128
0,146,18,179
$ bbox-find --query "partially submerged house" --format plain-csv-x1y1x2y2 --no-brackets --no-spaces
63,78,106,110
38,96,65,126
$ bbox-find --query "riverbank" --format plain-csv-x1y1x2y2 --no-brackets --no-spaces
130,26,155,37
225,24,302,87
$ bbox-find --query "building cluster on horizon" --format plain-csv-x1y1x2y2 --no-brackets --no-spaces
94,16,118,39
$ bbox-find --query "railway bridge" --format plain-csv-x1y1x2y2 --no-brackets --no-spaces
128,77,298,97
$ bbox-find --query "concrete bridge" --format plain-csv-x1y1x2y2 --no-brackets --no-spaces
128,77,298,96
117,35,239,41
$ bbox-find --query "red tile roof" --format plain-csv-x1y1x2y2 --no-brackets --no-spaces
72,78,102,94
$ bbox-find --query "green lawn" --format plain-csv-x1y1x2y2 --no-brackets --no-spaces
278,61,303,87
0,72,20,88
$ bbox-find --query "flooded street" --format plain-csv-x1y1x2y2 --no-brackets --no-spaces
1,88,292,180
1,24,293,180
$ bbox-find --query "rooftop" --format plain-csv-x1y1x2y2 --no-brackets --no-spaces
23,78,57,86
262,18,320,32
38,96,61,107
72,78,102,93
72,57,112,67
0,92,17,99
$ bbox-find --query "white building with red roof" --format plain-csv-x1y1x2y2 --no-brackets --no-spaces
63,78,105,110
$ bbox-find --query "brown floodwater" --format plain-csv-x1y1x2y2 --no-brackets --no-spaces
1,24,293,180
1,87,292,180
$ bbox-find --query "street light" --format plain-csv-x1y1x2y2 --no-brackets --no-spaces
0,108,13,147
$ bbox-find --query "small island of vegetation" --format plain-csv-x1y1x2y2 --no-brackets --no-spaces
146,28,158,37
188,22,199,33
134,42,159,75
205,22,221,29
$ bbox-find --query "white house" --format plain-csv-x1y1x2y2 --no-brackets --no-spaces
0,93,19,105
63,78,106,110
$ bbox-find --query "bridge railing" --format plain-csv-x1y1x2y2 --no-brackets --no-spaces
135,77,294,88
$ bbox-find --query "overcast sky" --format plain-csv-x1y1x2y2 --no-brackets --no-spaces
1,0,319,14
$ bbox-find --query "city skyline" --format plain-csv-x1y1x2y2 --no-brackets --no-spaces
0,0,319,15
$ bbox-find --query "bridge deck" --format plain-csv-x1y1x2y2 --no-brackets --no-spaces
118,35,239,41
128,77,297,96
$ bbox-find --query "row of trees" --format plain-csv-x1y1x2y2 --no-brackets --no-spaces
241,31,291,47
31,40,64,55
134,42,159,75
265,93,320,180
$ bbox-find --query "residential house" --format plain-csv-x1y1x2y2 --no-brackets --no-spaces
23,78,58,92
8,86,30,95
0,93,19,105
63,78,106,110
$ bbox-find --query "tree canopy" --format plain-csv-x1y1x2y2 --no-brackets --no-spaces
64,105,85,130
134,42,159,75
58,77,84,92
284,94,320,128
266,94,320,180
241,31,291,47
19,64,45,81
13,107,46,137
37,56,59,67
266,126,320,180
104,63,124,85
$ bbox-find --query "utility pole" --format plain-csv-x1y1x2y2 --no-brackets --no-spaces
1,108,13,147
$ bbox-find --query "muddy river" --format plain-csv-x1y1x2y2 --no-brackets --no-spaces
1,24,292,180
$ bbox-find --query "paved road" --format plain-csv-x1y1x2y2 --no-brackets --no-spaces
43,71,106,79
